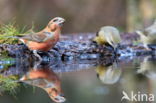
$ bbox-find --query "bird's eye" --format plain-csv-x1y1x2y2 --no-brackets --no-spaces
53,19,58,22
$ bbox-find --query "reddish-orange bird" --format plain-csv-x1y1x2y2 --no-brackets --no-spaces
20,68,65,103
15,17,65,60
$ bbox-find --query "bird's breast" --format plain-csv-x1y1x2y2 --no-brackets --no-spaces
26,40,56,51
26,33,60,51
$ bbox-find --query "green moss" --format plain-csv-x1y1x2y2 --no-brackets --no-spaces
0,50,15,61
1,57,15,61
0,75,19,95
0,50,10,58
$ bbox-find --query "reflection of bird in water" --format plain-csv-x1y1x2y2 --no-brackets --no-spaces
19,62,65,103
136,20,156,50
93,26,121,50
95,63,122,84
137,56,156,79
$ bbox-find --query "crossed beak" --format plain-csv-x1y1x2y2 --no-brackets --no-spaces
58,19,65,26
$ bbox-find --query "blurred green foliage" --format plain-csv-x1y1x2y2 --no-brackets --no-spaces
0,23,23,44
0,75,19,95
0,22,34,44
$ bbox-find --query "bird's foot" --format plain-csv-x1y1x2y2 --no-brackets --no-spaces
33,50,42,62
33,60,42,70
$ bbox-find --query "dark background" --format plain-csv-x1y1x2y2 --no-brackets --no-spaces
0,0,126,33
0,0,156,33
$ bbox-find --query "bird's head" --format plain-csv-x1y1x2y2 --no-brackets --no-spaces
93,30,105,44
47,17,65,31
48,88,66,103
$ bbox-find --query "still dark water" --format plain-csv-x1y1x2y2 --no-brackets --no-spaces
0,56,156,103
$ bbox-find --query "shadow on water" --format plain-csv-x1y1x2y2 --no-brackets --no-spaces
0,55,156,103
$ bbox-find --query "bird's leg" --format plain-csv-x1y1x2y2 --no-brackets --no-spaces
33,50,42,61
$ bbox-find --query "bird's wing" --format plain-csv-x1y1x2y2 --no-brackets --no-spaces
19,32,54,43
111,31,121,44
104,32,114,48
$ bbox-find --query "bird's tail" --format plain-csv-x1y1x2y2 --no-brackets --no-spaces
4,35,23,39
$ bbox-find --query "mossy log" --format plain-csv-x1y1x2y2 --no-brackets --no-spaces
0,33,155,62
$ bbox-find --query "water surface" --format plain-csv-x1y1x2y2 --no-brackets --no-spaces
0,56,156,103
